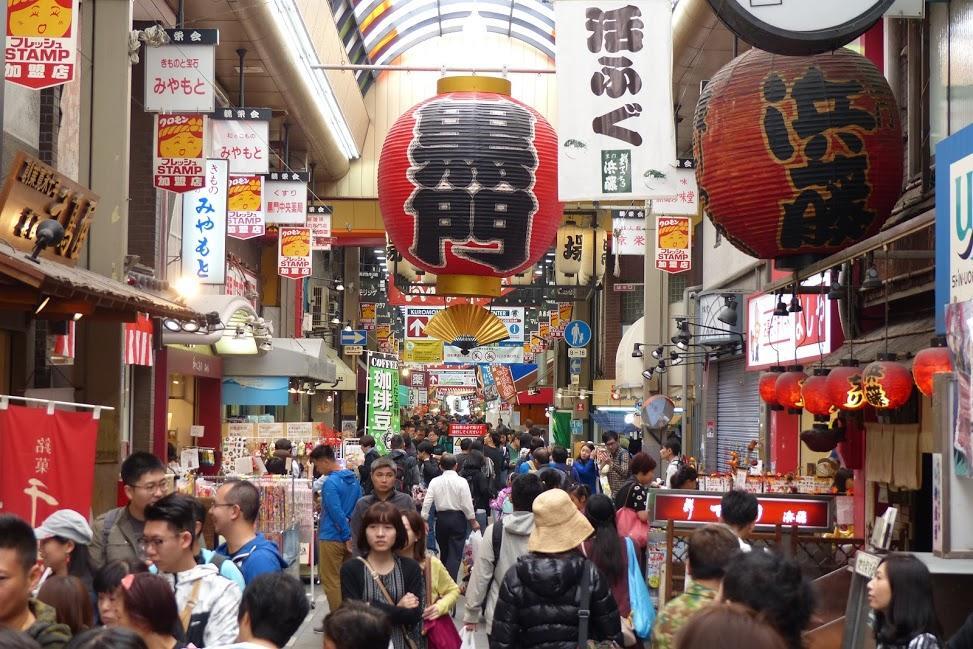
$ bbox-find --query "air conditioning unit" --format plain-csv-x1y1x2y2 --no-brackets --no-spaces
309,282,332,331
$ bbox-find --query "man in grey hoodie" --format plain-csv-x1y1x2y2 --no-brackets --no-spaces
462,473,543,636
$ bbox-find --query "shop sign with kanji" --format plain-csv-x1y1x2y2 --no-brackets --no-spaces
208,108,271,175
264,171,308,224
143,29,218,113
154,114,205,193
0,152,99,266
181,159,227,285
555,0,676,201
366,352,400,454
307,203,333,250
277,227,311,279
4,0,79,89
648,159,698,217
227,175,264,239
654,215,691,273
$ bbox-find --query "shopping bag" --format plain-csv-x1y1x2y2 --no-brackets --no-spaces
626,537,655,639
424,616,462,649
615,507,649,549
460,627,477,649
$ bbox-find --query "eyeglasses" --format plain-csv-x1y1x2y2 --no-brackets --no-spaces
129,481,167,494
137,535,176,549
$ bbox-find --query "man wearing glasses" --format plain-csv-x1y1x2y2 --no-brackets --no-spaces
597,430,632,498
90,451,168,571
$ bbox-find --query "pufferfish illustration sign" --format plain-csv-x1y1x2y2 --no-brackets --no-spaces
5,0,79,89
227,175,264,240
654,215,692,274
153,114,205,193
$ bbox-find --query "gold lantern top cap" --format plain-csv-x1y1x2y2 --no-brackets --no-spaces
437,75,511,95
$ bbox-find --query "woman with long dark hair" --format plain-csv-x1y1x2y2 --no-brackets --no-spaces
34,511,95,596
868,554,942,649
583,494,630,618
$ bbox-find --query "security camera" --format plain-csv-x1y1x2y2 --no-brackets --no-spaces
688,291,698,300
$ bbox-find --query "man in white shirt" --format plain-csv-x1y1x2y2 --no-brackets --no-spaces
421,453,480,580
719,489,758,552
660,439,683,489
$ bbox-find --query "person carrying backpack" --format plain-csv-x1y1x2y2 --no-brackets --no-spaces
348,457,415,557
388,434,421,495
460,450,492,530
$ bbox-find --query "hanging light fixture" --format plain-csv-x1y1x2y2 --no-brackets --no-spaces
912,336,953,397
827,267,844,301
716,295,738,326
656,359,668,374
642,368,655,381
827,359,866,411
801,368,834,417
862,353,914,409
772,295,789,317
775,365,807,413
651,345,664,360
860,253,882,291
669,351,684,366
788,292,803,313
632,343,644,358
759,365,786,411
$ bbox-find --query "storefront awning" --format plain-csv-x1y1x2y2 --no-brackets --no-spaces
821,316,935,368
222,338,337,383
0,239,199,321
324,346,357,391
615,317,646,389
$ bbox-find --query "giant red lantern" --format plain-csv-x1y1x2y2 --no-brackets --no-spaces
759,365,785,410
693,48,903,268
802,368,834,417
378,76,560,297
913,336,953,397
775,366,807,412
827,359,866,411
862,354,913,409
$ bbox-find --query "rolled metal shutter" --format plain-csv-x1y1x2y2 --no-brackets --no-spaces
716,357,760,473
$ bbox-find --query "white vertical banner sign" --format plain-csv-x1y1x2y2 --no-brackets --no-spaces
555,0,675,201
143,29,218,113
208,108,272,175
181,159,228,285
263,171,309,225
307,203,334,250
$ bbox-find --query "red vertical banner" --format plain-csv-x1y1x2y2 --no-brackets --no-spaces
0,405,99,525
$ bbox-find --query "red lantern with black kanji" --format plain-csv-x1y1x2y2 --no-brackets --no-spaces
802,368,834,417
693,48,903,268
862,354,913,409
378,76,560,297
775,366,807,412
827,359,866,411
759,365,785,410
913,336,953,397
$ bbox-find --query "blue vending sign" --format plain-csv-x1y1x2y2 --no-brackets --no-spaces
340,330,368,346
936,122,973,334
564,320,592,347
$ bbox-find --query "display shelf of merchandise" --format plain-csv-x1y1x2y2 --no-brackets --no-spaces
697,474,835,494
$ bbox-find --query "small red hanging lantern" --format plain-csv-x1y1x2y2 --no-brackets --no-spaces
862,353,914,409
827,359,866,411
775,365,807,413
378,76,560,297
913,336,953,397
802,368,834,417
759,365,786,410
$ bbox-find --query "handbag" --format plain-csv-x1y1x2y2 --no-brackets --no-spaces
423,557,462,649
626,537,655,639
358,558,420,649
615,483,649,549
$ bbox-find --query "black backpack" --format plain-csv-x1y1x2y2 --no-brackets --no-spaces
391,451,420,493
461,463,491,505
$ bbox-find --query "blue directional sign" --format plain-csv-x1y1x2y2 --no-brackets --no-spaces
340,330,367,346
569,358,583,374
564,320,592,348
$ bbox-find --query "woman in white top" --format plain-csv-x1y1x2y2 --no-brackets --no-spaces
868,554,943,649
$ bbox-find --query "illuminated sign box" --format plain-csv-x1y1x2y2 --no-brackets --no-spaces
651,491,833,532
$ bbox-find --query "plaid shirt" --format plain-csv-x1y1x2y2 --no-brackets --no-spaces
606,447,631,496
650,582,717,649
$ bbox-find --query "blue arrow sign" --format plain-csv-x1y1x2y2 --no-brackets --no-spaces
564,320,592,347
569,358,583,374
340,330,367,346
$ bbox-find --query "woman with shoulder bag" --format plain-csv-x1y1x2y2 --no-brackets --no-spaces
341,502,425,649
613,453,657,549
399,510,461,649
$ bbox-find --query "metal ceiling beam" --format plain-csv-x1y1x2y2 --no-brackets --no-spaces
313,63,554,73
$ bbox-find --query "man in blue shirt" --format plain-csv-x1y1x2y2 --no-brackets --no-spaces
310,444,361,613
212,480,288,584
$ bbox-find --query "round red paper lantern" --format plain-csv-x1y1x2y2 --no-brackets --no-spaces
759,365,785,409
802,368,834,417
775,365,807,412
378,76,560,297
693,48,903,268
827,359,866,411
913,336,953,397
862,354,914,409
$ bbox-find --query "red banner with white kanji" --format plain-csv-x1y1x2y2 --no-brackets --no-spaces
124,313,154,366
0,404,99,525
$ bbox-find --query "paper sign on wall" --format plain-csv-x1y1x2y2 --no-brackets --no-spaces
227,176,264,239
154,114,205,193
5,0,79,89
181,159,228,284
143,29,218,113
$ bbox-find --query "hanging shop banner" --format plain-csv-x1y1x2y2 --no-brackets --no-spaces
612,216,647,256
124,313,154,366
489,307,525,343
376,324,394,354
444,343,525,365
277,227,311,279
49,322,75,365
403,340,443,363
490,365,518,402
263,171,309,224
550,303,574,338
651,160,698,217
654,215,692,273
0,404,98,526
225,263,259,309
208,108,271,175
307,203,334,250
154,114,205,193
428,369,477,388
746,274,835,370
227,175,264,240
555,0,675,201
360,303,377,331
936,122,973,333
366,352,400,454
478,365,499,402
181,158,228,285
5,0,79,89
143,29,218,113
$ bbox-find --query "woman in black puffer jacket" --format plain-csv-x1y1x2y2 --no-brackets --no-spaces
489,489,622,649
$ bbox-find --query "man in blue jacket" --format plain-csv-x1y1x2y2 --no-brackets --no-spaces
310,443,361,613
212,480,288,584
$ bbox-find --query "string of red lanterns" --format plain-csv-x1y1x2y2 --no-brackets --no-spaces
862,353,913,409
801,368,834,417
759,365,786,411
774,366,807,413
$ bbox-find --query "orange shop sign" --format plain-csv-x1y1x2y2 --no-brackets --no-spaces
5,0,79,89
154,114,205,193
278,227,311,279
